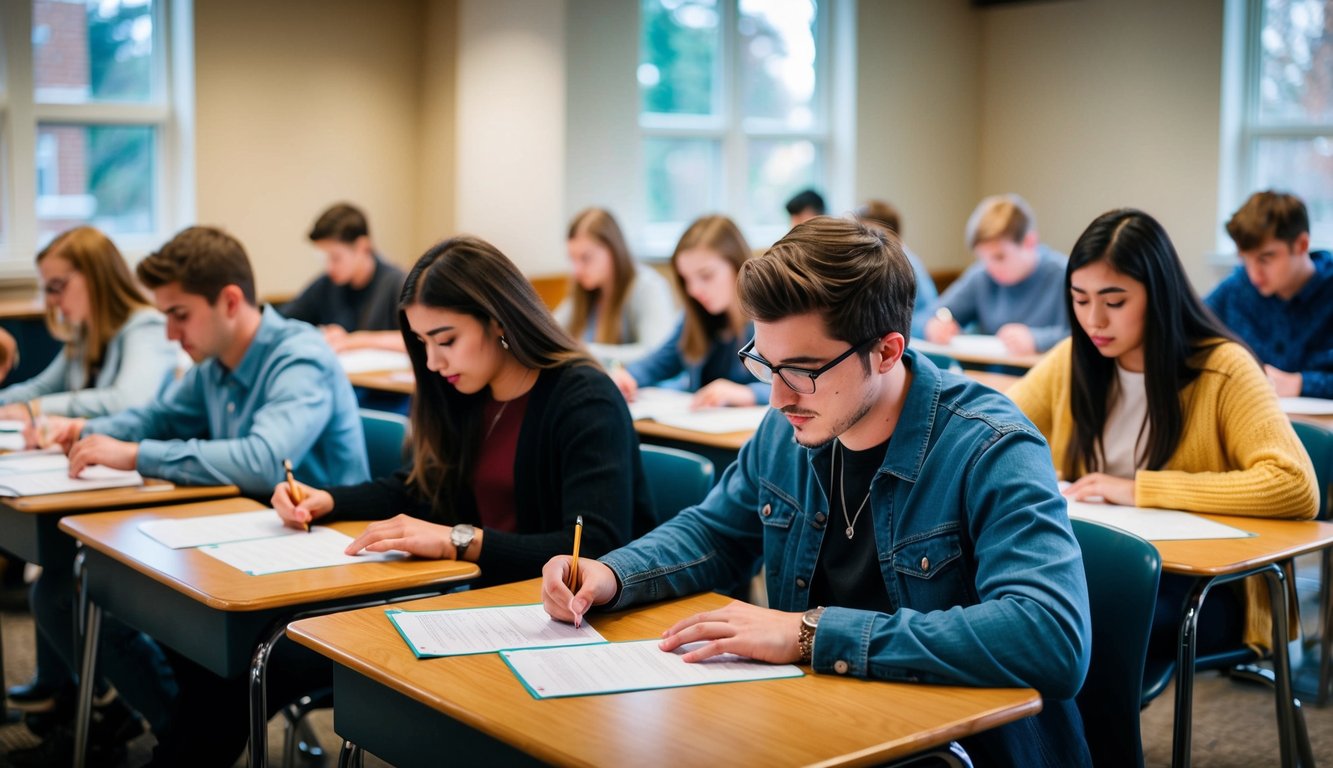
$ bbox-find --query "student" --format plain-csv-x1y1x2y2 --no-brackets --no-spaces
544,217,1094,767
275,234,656,583
10,226,370,767
785,188,826,228
281,202,406,352
1206,190,1333,398
854,200,939,339
609,215,769,408
553,207,677,367
1006,208,1317,664
925,193,1069,354
0,227,176,728
0,227,177,420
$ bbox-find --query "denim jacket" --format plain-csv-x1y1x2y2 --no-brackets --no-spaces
600,350,1092,767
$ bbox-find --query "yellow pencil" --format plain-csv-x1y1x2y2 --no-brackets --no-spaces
283,458,309,532
566,515,584,591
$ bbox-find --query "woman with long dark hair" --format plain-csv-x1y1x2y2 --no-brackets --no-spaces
275,235,655,585
1008,208,1316,657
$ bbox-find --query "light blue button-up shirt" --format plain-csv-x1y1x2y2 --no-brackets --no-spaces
85,306,369,497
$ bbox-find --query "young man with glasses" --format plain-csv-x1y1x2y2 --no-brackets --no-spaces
542,217,1092,766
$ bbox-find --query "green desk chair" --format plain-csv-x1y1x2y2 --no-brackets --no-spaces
1292,421,1333,705
1073,518,1161,768
359,408,410,479
640,444,715,524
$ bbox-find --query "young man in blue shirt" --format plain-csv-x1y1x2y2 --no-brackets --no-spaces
926,193,1069,355
1206,190,1333,398
12,226,370,767
542,218,1093,767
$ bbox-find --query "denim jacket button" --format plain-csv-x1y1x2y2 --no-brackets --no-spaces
920,556,930,572
762,504,772,517
833,660,850,675
814,512,826,524
796,578,807,588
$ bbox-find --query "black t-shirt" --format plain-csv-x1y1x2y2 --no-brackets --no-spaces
808,437,892,612
280,255,406,332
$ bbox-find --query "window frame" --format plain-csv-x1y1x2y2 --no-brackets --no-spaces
637,0,851,257
0,0,194,277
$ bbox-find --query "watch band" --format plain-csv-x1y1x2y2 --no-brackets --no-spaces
798,606,825,663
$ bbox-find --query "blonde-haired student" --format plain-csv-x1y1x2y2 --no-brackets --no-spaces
0,227,177,420
554,207,676,367
1007,208,1317,660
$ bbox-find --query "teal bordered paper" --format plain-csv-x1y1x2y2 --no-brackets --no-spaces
384,602,605,659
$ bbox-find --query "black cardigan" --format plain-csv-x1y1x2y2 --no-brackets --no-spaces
327,363,656,585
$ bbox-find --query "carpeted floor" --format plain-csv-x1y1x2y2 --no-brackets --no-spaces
0,554,1329,767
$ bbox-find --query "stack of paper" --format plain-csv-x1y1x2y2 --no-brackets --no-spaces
0,420,26,452
0,449,143,497
337,350,412,374
1065,498,1253,541
1279,397,1333,416
628,387,768,434
137,509,407,576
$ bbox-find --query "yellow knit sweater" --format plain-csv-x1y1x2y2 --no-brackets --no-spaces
1009,338,1318,651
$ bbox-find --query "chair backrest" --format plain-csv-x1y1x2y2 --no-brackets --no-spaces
1292,420,1333,521
1071,519,1162,768
640,444,714,524
360,408,410,479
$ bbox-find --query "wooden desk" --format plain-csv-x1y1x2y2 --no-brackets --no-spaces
1289,412,1333,430
288,579,1042,768
1153,514,1333,768
347,369,415,396
0,296,46,321
913,340,1043,370
962,370,1020,393
60,498,479,768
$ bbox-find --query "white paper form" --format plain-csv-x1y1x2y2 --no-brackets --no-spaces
627,387,695,422
947,334,1010,358
1065,499,1253,541
501,639,803,699
0,450,143,497
337,350,412,374
627,388,767,433
1280,397,1333,416
138,510,302,549
197,527,406,575
385,603,605,658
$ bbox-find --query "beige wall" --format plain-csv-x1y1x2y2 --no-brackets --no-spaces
856,0,981,273
976,0,1224,287
194,0,447,299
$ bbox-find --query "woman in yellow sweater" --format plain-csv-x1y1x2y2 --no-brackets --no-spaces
1008,207,1317,655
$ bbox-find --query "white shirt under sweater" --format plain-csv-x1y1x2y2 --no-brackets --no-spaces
1099,364,1150,478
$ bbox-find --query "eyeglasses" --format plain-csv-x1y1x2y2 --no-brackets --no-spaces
42,277,70,297
737,335,881,395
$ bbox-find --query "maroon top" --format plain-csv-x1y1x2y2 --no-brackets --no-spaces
473,391,531,533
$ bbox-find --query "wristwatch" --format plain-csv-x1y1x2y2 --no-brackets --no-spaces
798,606,825,663
450,524,476,560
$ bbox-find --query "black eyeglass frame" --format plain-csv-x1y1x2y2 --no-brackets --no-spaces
737,335,883,395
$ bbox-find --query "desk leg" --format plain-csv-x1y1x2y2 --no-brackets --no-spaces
72,549,100,768
338,740,363,768
1319,548,1332,707
1170,578,1207,768
1261,564,1305,768
248,620,291,767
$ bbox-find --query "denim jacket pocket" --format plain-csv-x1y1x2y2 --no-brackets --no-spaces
892,528,970,612
756,479,799,530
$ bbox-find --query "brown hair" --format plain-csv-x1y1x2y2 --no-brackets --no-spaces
308,203,370,244
137,226,257,305
400,236,594,505
854,200,902,237
965,193,1035,249
739,217,915,351
565,208,636,344
1225,190,1310,251
672,215,751,363
37,227,151,380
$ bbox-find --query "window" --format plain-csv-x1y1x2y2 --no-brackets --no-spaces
1227,0,1333,248
637,0,848,253
0,0,193,274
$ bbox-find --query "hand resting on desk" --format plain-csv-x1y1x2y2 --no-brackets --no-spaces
67,433,138,475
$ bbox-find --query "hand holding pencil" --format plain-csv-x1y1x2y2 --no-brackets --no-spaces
272,460,334,531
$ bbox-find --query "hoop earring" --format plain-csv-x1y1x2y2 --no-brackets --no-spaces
499,335,510,351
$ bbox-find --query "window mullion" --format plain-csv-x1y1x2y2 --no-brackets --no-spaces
723,0,745,231
2,0,38,266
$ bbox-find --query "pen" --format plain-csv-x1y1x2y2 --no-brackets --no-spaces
21,401,47,448
566,514,583,592
283,458,309,532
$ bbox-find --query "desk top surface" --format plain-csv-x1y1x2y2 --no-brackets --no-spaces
913,340,1043,369
59,497,478,611
0,480,238,515
0,296,45,321
288,579,1042,768
347,369,415,395
1156,515,1333,576
632,418,753,451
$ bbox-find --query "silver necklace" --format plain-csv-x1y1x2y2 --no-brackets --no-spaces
485,368,535,441
833,441,873,540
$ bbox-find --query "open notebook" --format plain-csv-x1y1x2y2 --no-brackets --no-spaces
0,449,143,497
